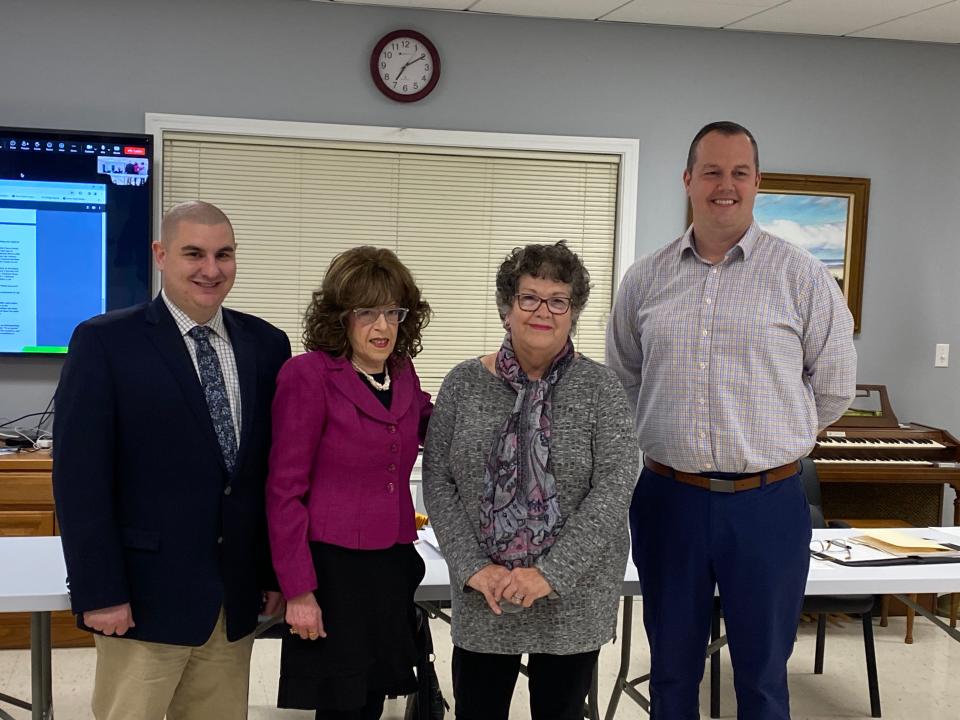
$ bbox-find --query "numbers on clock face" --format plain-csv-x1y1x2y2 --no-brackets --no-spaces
378,38,434,96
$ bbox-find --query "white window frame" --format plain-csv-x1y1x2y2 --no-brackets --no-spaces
144,113,639,295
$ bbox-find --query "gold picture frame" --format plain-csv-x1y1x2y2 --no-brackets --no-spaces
687,173,870,332
758,173,869,333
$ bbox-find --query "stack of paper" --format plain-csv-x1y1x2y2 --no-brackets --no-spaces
851,529,960,556
418,526,443,554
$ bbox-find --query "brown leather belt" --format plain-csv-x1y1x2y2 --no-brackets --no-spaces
644,457,799,493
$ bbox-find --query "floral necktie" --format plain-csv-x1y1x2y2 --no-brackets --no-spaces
188,325,238,473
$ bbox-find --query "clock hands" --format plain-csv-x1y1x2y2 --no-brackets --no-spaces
396,53,427,80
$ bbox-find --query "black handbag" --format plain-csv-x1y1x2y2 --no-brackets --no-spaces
404,606,449,720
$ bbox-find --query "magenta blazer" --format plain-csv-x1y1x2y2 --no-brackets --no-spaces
266,350,432,599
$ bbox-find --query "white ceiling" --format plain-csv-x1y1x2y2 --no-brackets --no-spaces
322,0,960,44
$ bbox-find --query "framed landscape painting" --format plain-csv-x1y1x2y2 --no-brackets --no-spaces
755,173,870,333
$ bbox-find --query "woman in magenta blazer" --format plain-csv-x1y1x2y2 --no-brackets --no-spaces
266,246,432,719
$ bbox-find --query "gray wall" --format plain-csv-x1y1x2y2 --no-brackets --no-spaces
3,1,959,491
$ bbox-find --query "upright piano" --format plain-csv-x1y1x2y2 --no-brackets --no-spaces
810,385,960,527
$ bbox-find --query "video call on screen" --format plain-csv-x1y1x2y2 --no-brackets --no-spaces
0,131,152,354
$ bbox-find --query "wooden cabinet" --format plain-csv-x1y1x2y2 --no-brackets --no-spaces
0,510,55,536
0,451,92,648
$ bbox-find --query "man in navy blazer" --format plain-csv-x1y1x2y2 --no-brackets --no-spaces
53,201,291,719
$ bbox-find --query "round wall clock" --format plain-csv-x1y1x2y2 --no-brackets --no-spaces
370,30,440,103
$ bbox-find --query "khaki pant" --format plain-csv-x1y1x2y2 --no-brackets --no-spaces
92,608,255,720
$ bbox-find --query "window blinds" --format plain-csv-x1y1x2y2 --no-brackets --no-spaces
162,133,619,395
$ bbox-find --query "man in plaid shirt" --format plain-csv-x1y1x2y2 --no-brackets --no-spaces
607,121,857,720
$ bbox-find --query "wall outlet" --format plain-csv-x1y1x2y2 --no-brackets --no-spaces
935,343,950,367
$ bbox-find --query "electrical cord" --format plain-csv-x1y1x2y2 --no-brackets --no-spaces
0,394,56,451
33,394,55,438
4,427,42,450
0,409,55,428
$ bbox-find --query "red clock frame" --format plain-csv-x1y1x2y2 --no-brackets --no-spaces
370,30,441,103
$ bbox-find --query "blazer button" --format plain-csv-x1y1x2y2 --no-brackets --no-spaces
387,463,397,472
388,425,397,433
387,482,395,493
224,486,232,496
217,536,223,545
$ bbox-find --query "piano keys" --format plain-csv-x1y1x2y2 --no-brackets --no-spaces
817,438,946,450
809,385,960,526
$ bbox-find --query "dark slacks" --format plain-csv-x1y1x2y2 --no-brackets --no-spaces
452,646,599,720
315,694,384,720
631,466,811,720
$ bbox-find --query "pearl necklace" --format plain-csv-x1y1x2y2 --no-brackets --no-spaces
352,359,391,391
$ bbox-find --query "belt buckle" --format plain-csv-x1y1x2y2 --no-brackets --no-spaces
709,477,736,493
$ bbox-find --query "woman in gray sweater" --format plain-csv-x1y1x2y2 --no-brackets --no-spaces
423,242,638,720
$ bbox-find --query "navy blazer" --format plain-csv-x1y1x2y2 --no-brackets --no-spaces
52,296,291,644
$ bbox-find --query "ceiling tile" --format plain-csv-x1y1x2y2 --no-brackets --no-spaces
728,0,949,36
850,0,960,42
326,0,960,43
602,0,781,28
471,1,627,20
329,1,472,10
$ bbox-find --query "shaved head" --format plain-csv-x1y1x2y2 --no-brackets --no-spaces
160,201,233,246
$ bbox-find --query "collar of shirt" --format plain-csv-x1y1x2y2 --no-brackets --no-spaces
679,221,761,264
160,289,227,340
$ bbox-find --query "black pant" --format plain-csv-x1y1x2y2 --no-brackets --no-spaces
452,646,599,720
314,693,384,720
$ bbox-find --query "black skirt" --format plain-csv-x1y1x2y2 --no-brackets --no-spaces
277,541,426,711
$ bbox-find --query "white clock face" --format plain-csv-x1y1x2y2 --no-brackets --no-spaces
376,36,435,96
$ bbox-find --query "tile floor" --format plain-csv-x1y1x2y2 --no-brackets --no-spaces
1,603,958,719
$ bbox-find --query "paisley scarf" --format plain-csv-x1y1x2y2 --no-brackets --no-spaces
478,333,574,568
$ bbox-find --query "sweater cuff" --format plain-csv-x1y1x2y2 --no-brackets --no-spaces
456,558,493,592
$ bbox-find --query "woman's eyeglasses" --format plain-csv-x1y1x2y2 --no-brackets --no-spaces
515,293,572,315
351,307,409,326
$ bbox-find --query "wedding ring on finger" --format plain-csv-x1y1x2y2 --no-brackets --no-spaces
512,594,524,603
307,631,319,640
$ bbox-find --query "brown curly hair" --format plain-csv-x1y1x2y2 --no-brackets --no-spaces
302,246,431,359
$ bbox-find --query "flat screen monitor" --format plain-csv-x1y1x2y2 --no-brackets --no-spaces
0,126,153,355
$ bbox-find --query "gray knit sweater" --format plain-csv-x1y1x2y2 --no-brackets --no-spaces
422,355,639,655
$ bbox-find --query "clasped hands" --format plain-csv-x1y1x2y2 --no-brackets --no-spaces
467,564,552,615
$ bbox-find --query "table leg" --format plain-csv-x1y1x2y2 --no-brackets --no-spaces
601,595,727,719
604,598,631,720
30,612,53,720
604,597,652,719
951,593,958,630
585,660,599,720
892,594,960,643
42,613,52,718
710,602,721,718
905,594,916,644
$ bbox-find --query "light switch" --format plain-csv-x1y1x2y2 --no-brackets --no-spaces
935,343,949,367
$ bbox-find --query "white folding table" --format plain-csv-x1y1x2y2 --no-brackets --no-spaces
4,529,959,720
0,536,70,720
